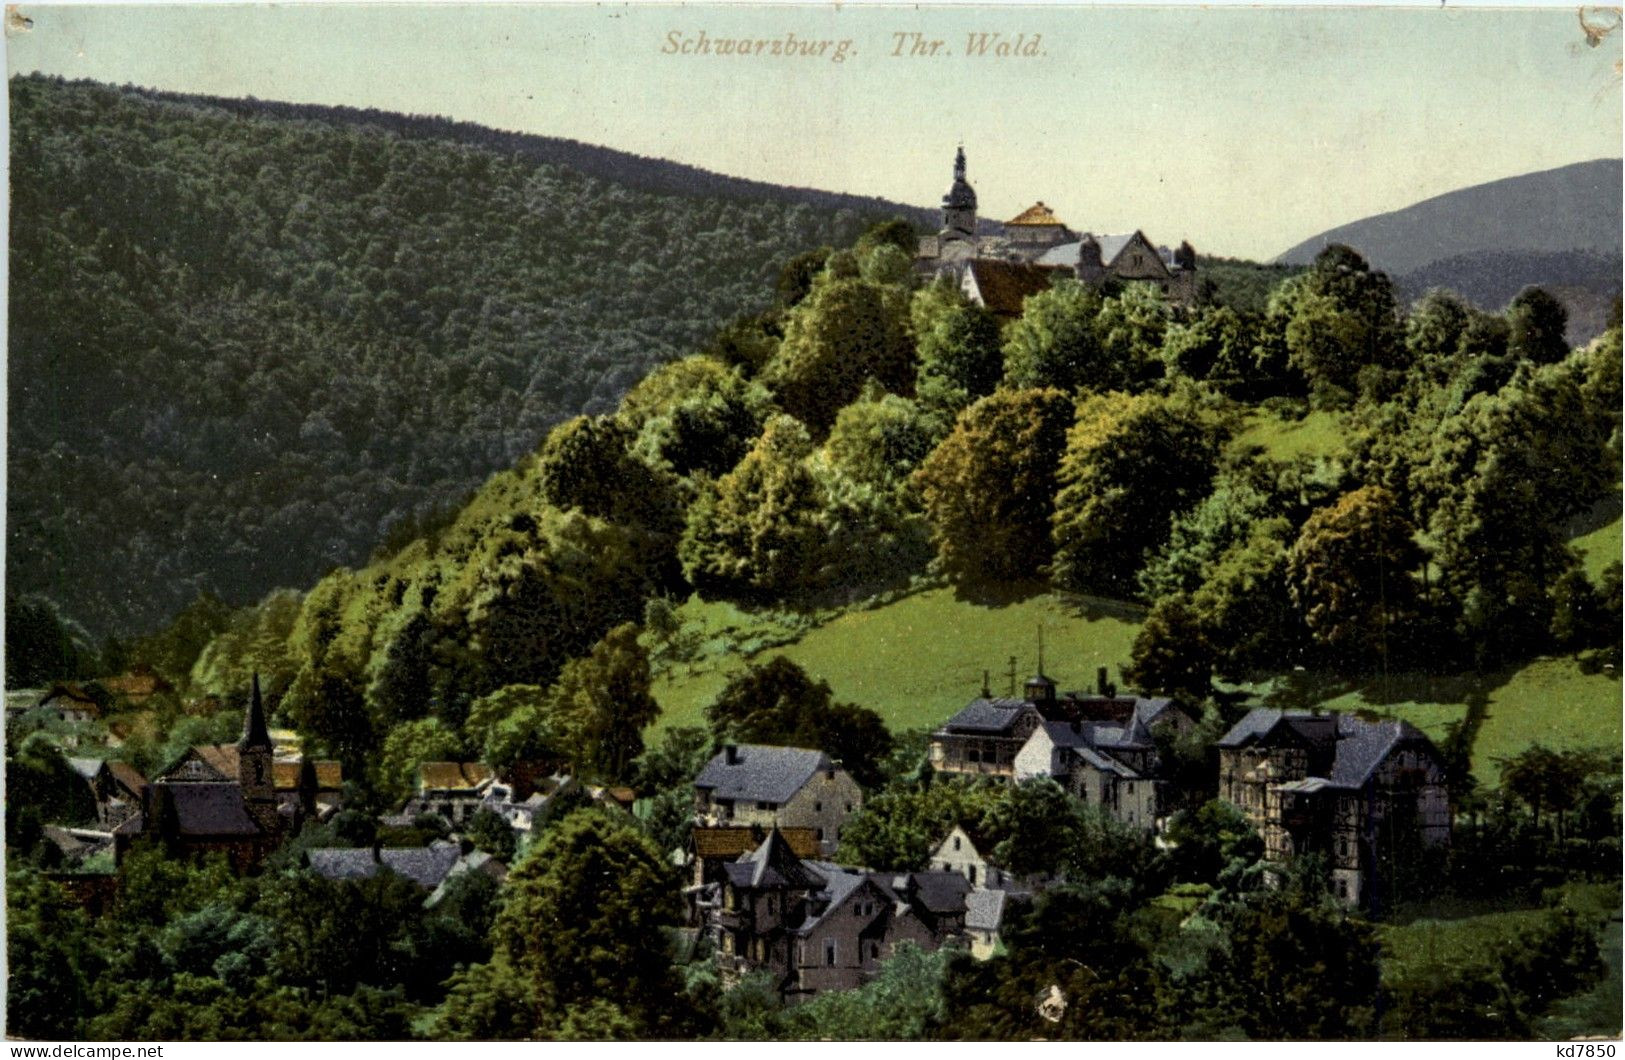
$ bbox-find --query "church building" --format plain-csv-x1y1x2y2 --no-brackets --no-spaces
113,675,288,871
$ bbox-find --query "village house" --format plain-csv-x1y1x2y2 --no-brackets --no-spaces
928,823,1034,892
482,772,576,836
916,147,1199,305
693,744,862,856
964,888,1023,960
404,761,497,827
1012,693,1193,831
66,756,148,829
688,823,822,887
1217,708,1452,909
929,666,1193,833
39,682,102,725
697,829,971,1001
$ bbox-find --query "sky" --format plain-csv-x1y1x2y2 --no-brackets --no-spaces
6,3,1622,259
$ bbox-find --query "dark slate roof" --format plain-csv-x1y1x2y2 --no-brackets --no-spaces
796,863,870,932
1220,708,1432,790
1040,720,1096,750
307,842,463,889
161,783,261,837
694,745,831,804
238,673,271,751
725,829,827,891
1328,716,1421,788
1217,708,1288,748
965,888,1009,932
940,698,1033,735
907,870,971,916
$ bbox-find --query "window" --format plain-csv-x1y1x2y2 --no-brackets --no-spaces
845,803,853,813
952,836,962,852
870,942,880,960
817,827,825,840
825,939,837,966
1335,879,1347,899
968,865,977,884
815,801,822,812
757,801,777,812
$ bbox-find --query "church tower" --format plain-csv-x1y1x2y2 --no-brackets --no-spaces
941,146,978,239
238,673,278,834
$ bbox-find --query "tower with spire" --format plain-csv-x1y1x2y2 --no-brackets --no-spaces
941,145,978,240
238,673,279,833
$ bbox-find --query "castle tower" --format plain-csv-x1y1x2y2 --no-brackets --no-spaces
942,146,978,239
238,673,279,834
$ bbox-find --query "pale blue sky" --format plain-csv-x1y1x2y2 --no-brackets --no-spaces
8,4,1621,258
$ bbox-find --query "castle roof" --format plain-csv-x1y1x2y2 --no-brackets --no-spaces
962,259,1067,317
1006,201,1066,227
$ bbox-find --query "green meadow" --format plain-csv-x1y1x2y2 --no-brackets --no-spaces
650,586,1145,735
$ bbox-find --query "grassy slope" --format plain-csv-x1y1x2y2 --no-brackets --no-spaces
1572,516,1622,581
651,413,1619,784
1314,658,1621,787
650,587,1145,735
1232,409,1348,462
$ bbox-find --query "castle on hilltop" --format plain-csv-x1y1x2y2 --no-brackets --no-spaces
916,146,1198,313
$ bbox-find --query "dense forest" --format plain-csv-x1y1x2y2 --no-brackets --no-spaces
7,74,923,639
119,225,1619,815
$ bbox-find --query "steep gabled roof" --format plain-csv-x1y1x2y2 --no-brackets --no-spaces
905,870,972,916
1328,716,1425,788
1217,708,1287,749
965,888,1009,933
694,745,832,805
107,761,149,796
963,259,1068,317
724,828,828,891
795,863,871,932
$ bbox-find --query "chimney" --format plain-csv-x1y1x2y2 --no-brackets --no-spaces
1096,667,1109,696
371,840,383,864
724,744,739,766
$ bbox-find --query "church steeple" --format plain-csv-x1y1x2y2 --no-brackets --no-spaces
238,673,278,833
239,672,271,751
941,145,978,238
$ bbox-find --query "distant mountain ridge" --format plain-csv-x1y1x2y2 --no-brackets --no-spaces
121,84,940,228
1275,159,1623,274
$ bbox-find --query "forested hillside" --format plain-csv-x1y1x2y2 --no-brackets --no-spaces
7,75,918,638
